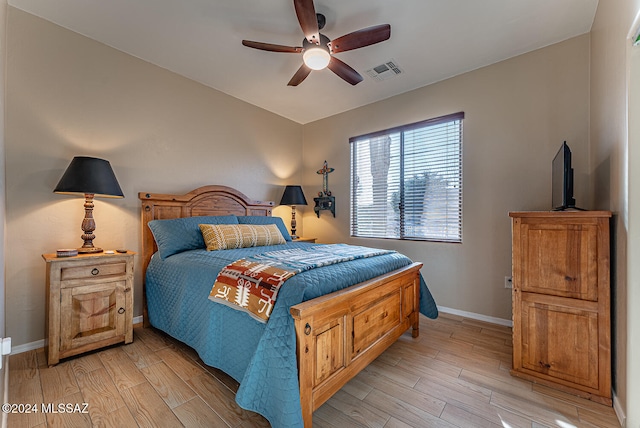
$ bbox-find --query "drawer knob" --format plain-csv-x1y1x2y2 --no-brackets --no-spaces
91,268,100,276
118,307,125,314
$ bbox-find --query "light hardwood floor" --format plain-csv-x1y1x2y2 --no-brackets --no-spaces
7,313,620,427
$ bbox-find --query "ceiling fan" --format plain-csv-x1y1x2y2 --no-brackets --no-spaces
241,0,391,86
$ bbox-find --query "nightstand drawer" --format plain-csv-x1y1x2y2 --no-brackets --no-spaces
61,261,127,281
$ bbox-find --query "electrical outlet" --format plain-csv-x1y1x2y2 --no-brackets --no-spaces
1,337,11,355
504,276,513,289
0,337,10,370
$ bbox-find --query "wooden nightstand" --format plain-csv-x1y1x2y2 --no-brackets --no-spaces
42,251,135,366
293,237,316,243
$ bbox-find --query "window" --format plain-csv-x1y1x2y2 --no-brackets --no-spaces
350,112,463,242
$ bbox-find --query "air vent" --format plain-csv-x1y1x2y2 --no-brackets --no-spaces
365,59,403,82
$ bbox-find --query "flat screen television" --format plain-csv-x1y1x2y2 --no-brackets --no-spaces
552,141,576,210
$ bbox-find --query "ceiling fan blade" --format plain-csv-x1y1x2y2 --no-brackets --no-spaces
293,0,320,45
288,64,312,86
327,24,391,54
242,40,303,53
327,57,363,85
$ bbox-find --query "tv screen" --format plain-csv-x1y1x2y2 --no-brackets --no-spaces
552,141,576,210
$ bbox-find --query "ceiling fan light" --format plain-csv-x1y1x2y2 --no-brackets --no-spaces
303,47,331,70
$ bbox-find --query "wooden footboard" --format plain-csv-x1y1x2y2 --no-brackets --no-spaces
290,262,422,427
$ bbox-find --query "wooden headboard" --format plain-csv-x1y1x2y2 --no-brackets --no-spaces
138,185,274,271
138,185,274,324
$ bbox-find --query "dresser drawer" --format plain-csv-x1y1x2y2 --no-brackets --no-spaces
61,261,127,281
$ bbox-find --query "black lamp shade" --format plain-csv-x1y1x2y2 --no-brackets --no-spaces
280,185,307,206
54,156,124,198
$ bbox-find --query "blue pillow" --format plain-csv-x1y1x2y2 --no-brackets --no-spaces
149,215,239,259
237,216,292,241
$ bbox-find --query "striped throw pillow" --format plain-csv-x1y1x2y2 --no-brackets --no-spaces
199,223,287,251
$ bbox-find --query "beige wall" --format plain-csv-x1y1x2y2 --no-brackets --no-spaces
301,35,591,322
590,0,640,424
5,8,302,346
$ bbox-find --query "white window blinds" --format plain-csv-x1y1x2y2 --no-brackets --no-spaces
350,112,463,242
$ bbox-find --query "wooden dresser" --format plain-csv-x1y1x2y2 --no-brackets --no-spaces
43,251,135,366
509,211,612,405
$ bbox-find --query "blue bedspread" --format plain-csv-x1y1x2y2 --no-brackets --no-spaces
146,242,438,427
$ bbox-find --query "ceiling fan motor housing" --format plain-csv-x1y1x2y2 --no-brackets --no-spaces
303,33,330,50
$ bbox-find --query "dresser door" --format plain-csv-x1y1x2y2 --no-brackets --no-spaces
520,293,600,390
518,220,599,301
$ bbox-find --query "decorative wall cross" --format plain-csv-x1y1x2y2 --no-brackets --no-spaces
316,160,334,197
314,160,336,218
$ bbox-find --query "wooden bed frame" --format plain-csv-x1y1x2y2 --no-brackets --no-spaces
139,185,422,427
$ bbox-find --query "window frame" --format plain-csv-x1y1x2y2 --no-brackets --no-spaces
349,111,464,243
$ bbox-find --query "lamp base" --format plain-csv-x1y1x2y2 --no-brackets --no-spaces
78,247,103,254
77,193,103,254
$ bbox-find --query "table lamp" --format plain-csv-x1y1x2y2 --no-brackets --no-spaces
54,156,124,253
279,185,307,239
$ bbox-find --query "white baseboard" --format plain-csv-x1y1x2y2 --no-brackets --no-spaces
613,391,626,427
12,339,44,355
11,315,145,355
10,311,510,355
437,305,513,327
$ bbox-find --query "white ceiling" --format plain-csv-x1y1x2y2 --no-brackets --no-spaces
9,0,598,124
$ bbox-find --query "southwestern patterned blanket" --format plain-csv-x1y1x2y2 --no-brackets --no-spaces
209,244,394,322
